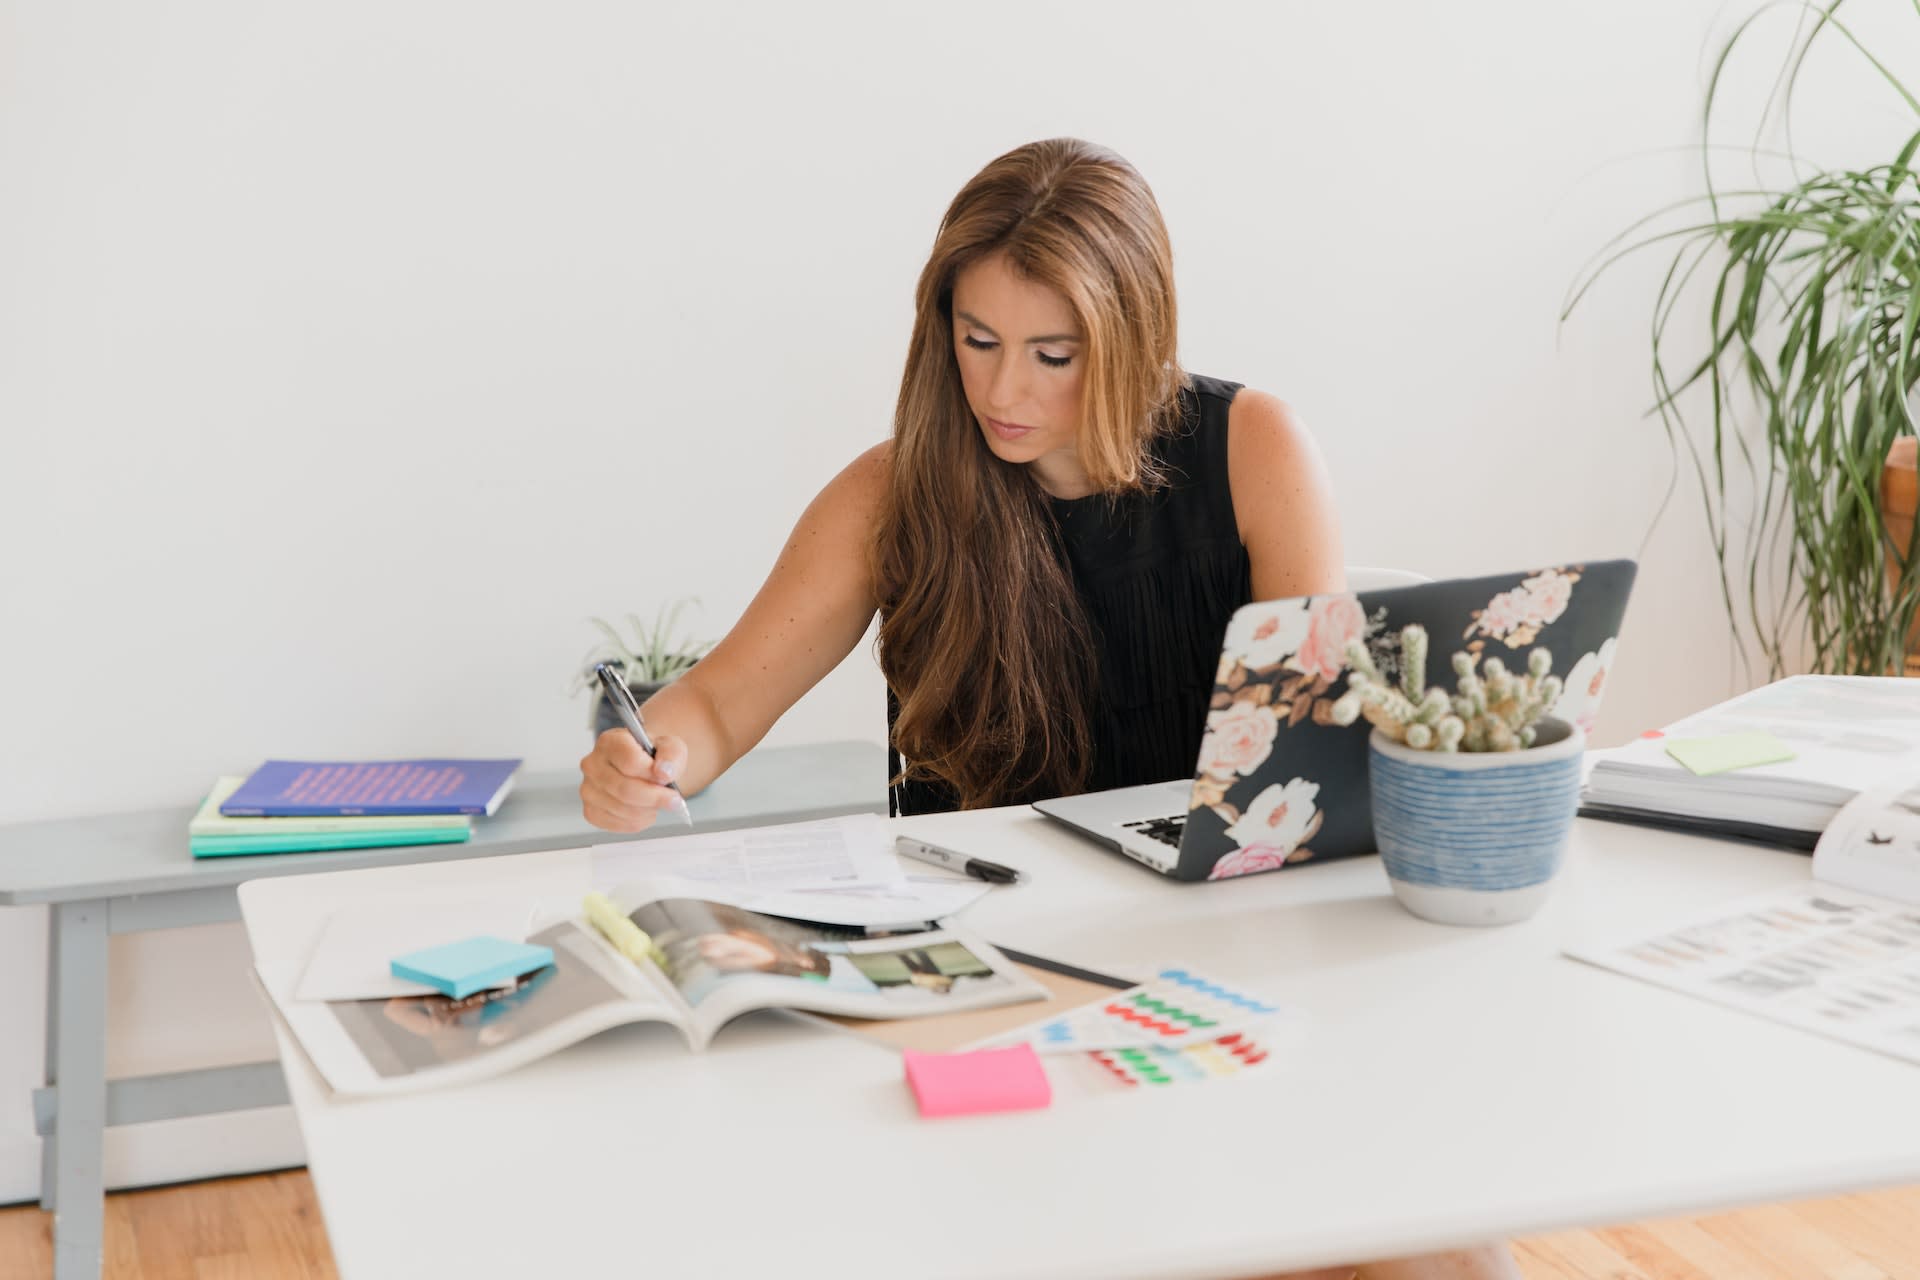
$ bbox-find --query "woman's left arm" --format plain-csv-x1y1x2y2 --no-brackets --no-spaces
1227,389,1347,600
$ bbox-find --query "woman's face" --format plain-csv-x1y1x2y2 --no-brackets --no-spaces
697,930,781,972
951,250,1089,497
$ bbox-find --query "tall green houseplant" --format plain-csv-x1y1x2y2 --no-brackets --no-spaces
1570,0,1920,676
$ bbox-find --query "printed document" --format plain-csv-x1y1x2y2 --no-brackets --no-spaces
1568,775,1920,1066
591,814,908,896
588,814,993,928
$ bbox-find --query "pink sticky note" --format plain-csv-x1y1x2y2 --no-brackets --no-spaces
902,1045,1052,1118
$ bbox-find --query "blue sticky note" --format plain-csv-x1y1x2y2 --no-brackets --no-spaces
390,936,553,999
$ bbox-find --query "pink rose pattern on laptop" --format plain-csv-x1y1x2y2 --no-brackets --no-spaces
1192,564,1627,881
1199,596,1387,876
1209,778,1325,879
1463,568,1578,651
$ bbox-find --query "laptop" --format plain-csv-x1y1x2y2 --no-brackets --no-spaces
1033,560,1637,881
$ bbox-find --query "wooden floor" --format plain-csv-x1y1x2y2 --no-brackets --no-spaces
2,1173,1918,1278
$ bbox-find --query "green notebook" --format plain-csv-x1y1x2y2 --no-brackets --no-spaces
190,827,471,859
188,777,474,858
190,777,472,835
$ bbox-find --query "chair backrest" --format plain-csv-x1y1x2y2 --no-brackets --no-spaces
1344,565,1431,592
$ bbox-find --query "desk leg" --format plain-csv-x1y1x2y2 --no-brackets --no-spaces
38,903,62,1213
43,900,108,1280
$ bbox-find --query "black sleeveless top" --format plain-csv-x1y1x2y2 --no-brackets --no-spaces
888,374,1254,817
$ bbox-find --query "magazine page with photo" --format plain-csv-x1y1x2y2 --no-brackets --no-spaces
614,890,1049,1045
270,914,685,1097
257,886,1046,1098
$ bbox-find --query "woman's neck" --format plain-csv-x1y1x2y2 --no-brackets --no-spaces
1027,452,1096,501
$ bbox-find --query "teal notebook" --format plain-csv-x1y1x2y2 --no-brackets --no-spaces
190,828,470,859
187,776,473,857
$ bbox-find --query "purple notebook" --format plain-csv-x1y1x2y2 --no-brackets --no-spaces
219,759,522,817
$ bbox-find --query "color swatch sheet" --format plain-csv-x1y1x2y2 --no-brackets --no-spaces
1081,1032,1274,1089
984,968,1294,1096
1017,968,1284,1053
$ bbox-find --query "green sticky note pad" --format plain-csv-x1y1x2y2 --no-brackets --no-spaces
1664,730,1797,776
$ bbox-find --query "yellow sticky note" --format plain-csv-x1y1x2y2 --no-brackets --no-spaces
582,892,666,968
1664,730,1796,776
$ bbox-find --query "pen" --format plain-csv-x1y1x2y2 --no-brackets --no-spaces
593,662,692,825
583,892,667,967
894,836,1025,885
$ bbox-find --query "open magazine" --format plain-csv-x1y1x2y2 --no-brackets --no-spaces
263,883,1048,1096
1566,775,1920,1067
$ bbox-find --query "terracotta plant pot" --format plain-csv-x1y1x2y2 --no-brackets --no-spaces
1881,438,1920,677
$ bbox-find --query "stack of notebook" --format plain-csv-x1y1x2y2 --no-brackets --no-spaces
189,758,522,859
1580,676,1920,850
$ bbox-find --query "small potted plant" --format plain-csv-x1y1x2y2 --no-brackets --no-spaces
572,598,715,737
1330,625,1581,927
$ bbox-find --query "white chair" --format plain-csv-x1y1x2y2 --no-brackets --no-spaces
1345,565,1430,591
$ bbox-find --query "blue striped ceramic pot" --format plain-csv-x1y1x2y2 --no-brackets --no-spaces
1368,717,1584,926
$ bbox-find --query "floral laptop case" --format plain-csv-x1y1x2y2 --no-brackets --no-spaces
1179,560,1637,882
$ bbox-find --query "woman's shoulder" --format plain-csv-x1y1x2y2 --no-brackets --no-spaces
1184,372,1247,409
1218,382,1343,595
1223,385,1307,450
1180,374,1295,426
1214,384,1315,493
1167,374,1302,459
846,439,891,482
782,443,892,562
821,441,892,509
1171,374,1320,508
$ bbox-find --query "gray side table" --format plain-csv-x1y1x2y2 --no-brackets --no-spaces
0,741,886,1280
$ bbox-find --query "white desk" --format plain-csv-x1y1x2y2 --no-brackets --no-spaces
238,810,1920,1280
0,741,886,1280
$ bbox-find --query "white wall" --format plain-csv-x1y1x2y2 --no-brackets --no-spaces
1,0,1906,1200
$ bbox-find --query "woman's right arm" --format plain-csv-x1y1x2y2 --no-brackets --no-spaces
579,443,890,832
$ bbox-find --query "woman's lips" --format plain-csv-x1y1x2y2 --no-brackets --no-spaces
987,417,1036,441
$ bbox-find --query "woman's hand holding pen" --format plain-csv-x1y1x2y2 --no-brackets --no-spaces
580,730,690,832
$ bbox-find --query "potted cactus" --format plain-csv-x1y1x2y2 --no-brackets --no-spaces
1330,625,1583,926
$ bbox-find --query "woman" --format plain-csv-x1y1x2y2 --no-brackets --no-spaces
579,138,1518,1280
582,136,1342,822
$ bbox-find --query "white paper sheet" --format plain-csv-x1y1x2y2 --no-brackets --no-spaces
743,873,996,929
590,814,909,896
1566,881,1920,1067
588,816,1012,928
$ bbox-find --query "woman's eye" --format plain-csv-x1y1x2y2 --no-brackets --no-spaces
1036,351,1072,369
962,335,997,351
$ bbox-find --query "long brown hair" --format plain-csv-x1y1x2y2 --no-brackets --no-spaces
874,138,1186,809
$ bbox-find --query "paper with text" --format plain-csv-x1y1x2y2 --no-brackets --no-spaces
591,814,907,896
1567,882,1920,1067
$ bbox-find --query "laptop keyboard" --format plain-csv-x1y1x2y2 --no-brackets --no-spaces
1122,814,1186,848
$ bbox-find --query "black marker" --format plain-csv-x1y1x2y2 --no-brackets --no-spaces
894,836,1024,885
